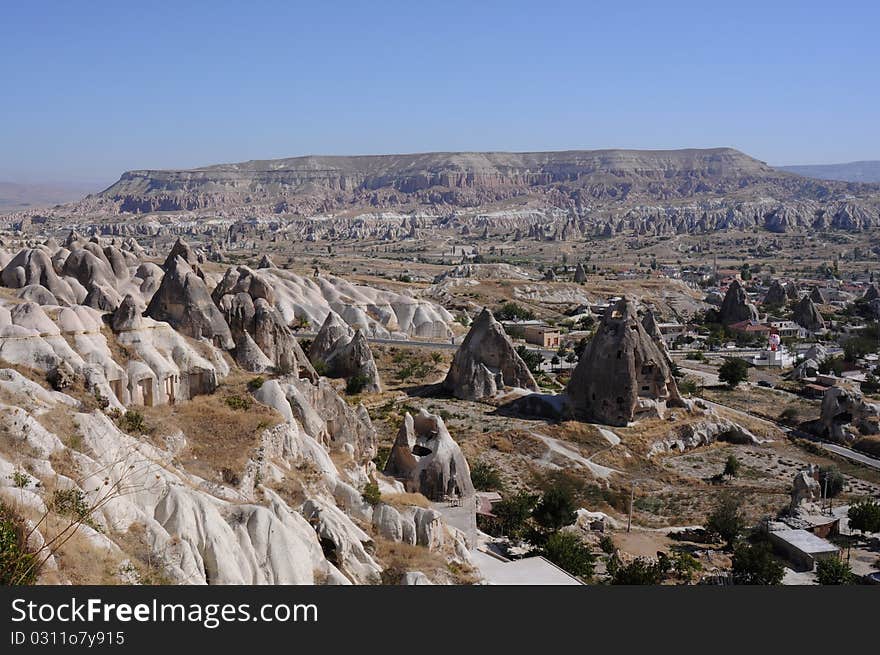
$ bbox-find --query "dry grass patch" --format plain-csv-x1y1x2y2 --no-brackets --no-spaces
140,375,283,482
48,527,125,585
373,537,477,585
381,492,431,509
35,403,83,448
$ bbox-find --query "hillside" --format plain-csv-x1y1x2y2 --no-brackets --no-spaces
780,161,880,184
94,148,860,215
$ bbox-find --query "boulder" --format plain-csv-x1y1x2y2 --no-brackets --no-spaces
442,308,537,400
47,361,77,391
214,267,316,380
163,238,205,279
17,284,58,306
234,332,273,373
1,248,76,304
790,465,821,510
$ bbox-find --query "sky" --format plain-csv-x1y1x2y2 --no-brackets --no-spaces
2,0,879,189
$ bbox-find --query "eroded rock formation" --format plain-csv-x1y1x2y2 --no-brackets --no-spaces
384,409,475,502
566,297,683,426
442,308,538,400
719,279,758,325
308,311,381,392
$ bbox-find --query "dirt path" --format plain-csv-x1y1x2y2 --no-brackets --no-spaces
532,432,619,479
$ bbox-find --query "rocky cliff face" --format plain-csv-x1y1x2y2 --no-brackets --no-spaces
82,149,880,232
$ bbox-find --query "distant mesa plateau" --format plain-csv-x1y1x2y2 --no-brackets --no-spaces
5,148,880,235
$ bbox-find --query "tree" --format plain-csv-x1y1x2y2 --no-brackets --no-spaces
532,485,578,532
496,302,535,321
345,374,370,395
816,556,853,585
718,358,749,389
609,556,665,585
542,532,595,579
731,541,784,585
515,346,543,375
723,455,740,478
706,494,745,549
670,551,702,583
492,491,538,540
470,461,503,491
599,535,616,554
847,498,880,534
818,466,845,499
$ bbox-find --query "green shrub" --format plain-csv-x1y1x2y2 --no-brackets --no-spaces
362,481,381,506
0,503,39,585
346,374,370,395
818,466,845,498
609,556,664,585
9,470,30,489
247,376,265,391
706,494,745,549
542,532,595,579
719,358,749,388
51,488,91,524
117,410,148,434
670,551,702,582
731,541,784,585
492,491,538,540
225,395,252,411
470,461,503,491
496,302,535,321
372,446,391,470
533,485,578,532
723,455,740,478
816,556,853,585
848,498,880,534
515,346,543,375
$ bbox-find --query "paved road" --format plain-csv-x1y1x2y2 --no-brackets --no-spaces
820,442,880,471
704,395,880,472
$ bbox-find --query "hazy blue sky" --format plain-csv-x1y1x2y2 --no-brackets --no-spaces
2,1,878,188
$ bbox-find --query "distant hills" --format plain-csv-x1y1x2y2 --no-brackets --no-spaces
0,180,102,212
7,148,880,235
92,147,852,215
779,161,880,184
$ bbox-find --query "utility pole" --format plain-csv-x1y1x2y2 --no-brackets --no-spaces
627,481,635,533
823,475,829,514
